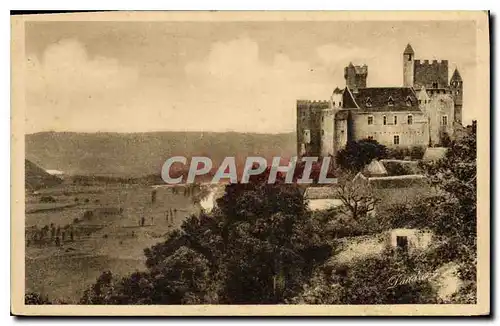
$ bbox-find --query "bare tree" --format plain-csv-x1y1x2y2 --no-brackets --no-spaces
335,176,379,220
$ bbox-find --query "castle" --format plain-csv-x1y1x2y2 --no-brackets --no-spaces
296,44,463,159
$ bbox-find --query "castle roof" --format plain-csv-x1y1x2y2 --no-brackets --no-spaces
332,87,343,94
451,68,462,82
360,159,422,178
404,43,415,55
345,87,420,112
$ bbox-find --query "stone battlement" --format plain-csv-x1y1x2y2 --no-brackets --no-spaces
414,59,449,66
297,100,330,110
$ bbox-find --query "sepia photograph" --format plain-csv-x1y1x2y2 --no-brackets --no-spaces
10,11,490,316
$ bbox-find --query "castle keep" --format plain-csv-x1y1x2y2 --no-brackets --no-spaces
296,43,464,159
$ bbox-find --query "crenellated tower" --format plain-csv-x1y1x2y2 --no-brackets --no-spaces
344,62,368,91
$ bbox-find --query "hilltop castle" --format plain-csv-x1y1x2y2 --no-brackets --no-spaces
297,43,463,159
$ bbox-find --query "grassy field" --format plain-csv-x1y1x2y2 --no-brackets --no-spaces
25,183,202,303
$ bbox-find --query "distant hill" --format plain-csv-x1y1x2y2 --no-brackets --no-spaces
25,131,296,178
25,159,63,191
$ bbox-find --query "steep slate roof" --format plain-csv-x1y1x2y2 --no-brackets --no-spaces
332,87,343,94
450,68,462,82
404,43,415,55
346,87,420,112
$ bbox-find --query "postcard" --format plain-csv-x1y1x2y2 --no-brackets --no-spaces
11,11,490,316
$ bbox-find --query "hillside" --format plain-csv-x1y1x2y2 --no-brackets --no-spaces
25,131,296,178
25,159,63,191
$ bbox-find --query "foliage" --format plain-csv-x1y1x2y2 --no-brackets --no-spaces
287,269,344,304
335,139,388,172
335,249,438,304
386,146,426,160
387,123,477,302
81,168,333,304
25,292,52,305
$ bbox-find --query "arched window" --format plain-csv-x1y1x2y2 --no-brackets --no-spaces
383,115,387,125
394,115,398,125
394,135,400,145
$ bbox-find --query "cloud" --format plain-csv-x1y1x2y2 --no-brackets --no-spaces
27,39,138,94
26,39,140,133
183,37,334,133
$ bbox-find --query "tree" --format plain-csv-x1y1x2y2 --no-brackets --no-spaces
336,138,388,172
419,122,477,302
81,168,334,304
334,175,379,220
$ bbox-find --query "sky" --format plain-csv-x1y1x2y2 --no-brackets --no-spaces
25,20,477,134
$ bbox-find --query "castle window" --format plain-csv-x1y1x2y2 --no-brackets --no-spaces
408,55,412,61
442,115,448,126
321,116,324,122
383,115,387,125
367,116,374,125
394,115,398,125
368,136,374,141
388,96,394,106
321,129,325,136
332,101,335,106
339,101,342,107
394,135,400,145
432,82,438,88
407,115,413,125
